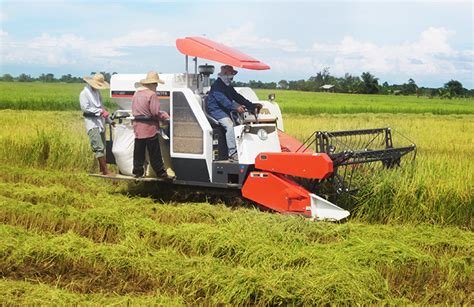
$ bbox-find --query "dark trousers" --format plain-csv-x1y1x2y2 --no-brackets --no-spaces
133,134,165,177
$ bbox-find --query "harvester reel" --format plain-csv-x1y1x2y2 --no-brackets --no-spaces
295,127,416,203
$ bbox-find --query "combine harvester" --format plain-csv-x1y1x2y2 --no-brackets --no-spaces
97,36,416,221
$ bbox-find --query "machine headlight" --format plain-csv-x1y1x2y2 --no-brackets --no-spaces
257,128,268,140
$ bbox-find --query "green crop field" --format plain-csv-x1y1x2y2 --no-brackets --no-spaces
255,89,474,115
1,82,473,114
0,82,112,111
0,82,472,305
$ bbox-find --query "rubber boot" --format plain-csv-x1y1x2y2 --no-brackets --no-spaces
98,156,114,176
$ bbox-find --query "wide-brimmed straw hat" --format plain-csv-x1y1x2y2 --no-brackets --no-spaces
83,73,110,89
140,71,165,85
220,65,238,75
134,82,147,91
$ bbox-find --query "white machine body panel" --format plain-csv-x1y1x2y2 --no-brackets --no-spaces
110,73,199,109
111,73,198,92
235,87,259,101
234,124,281,165
170,88,213,181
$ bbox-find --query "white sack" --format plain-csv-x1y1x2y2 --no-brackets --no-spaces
112,124,135,176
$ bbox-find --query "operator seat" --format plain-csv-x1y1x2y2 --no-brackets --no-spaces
202,94,228,160
202,94,221,128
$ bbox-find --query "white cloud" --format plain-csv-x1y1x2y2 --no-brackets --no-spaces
307,27,469,78
213,25,471,84
0,25,471,86
266,56,325,76
216,22,299,52
0,29,173,67
416,27,454,55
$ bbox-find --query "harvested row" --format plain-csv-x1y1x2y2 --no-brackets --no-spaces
1,170,473,305
0,182,356,263
0,196,122,243
1,218,472,305
0,164,121,195
0,182,103,210
0,224,392,305
1,175,471,262
0,279,184,305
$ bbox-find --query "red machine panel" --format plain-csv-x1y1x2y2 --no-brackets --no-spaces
176,37,270,70
242,172,312,216
278,130,313,153
255,152,333,179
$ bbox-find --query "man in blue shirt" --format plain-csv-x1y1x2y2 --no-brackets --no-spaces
207,65,260,161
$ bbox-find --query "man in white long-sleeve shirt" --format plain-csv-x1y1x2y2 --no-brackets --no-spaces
79,73,114,175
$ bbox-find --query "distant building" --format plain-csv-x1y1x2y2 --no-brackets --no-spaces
320,84,335,92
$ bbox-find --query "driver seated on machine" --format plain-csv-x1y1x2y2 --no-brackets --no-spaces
207,65,262,162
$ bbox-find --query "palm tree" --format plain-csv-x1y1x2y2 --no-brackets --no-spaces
360,72,379,94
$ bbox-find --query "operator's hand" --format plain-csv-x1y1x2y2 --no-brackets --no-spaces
110,121,116,127
253,103,263,114
101,109,110,118
236,105,246,114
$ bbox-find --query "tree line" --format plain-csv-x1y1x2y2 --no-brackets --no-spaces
0,72,115,84
233,68,473,99
1,70,472,98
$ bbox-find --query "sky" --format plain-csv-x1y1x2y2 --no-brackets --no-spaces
0,0,473,88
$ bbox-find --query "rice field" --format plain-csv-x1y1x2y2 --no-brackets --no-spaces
0,82,473,304
1,82,473,114
255,89,474,115
0,82,112,111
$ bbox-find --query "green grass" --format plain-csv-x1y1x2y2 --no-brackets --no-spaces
1,82,472,115
256,89,474,115
0,82,112,111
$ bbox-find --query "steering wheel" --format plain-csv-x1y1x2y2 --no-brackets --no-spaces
230,109,245,125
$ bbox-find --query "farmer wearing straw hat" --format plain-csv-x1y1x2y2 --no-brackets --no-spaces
79,73,114,175
131,71,170,178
